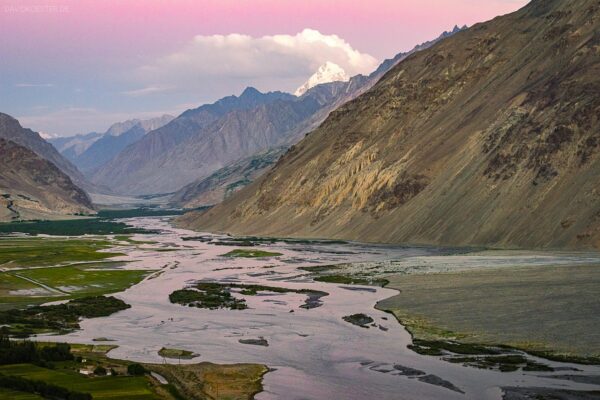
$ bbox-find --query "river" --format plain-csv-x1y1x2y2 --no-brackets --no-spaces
40,217,600,399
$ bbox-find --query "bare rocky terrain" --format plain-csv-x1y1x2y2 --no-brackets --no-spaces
92,29,461,198
0,112,88,189
0,138,94,221
182,0,600,250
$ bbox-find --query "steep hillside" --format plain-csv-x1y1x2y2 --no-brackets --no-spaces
170,148,284,208
91,88,299,195
0,113,89,189
162,29,464,203
181,0,600,250
0,139,94,221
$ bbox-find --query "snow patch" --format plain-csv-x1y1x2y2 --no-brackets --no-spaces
295,61,350,96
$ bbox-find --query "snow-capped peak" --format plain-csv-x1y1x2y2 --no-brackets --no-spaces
39,131,58,140
295,62,350,96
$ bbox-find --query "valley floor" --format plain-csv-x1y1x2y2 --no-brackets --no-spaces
377,262,600,360
1,216,600,399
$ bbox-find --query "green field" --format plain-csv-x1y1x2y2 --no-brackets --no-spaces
0,237,153,309
0,219,156,236
0,338,266,400
0,237,122,269
0,388,42,399
377,264,600,362
1,266,152,309
0,364,159,400
17,265,151,296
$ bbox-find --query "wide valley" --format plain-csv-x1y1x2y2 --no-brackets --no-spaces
4,216,596,399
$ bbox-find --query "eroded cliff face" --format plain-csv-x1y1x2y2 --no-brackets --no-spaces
0,113,90,190
0,139,94,221
180,0,600,250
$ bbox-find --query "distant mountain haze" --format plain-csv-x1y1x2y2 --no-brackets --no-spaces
51,115,174,176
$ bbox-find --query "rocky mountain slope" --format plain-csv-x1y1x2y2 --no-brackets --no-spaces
166,29,464,205
181,0,600,250
0,138,94,221
0,113,89,189
169,148,284,208
91,88,301,195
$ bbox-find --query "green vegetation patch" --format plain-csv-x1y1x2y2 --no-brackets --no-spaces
0,373,92,400
0,274,44,302
68,344,119,355
222,249,282,258
169,284,248,310
0,336,266,400
298,265,342,273
0,364,158,400
170,282,328,310
299,265,389,287
15,265,152,297
0,237,122,269
147,362,268,400
443,354,554,372
0,219,155,236
0,296,130,337
158,348,198,360
0,387,42,399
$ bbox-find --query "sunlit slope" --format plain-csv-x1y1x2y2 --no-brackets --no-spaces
182,0,600,249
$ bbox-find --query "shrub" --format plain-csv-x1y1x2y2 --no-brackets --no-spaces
94,366,107,376
127,363,146,376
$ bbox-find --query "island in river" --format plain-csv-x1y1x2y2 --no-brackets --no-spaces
0,215,599,399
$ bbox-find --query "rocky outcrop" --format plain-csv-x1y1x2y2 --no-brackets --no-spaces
181,0,600,250
0,113,89,190
0,139,94,221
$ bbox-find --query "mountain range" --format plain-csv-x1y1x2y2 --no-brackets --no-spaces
180,0,600,250
50,115,174,176
40,27,463,204
168,26,466,207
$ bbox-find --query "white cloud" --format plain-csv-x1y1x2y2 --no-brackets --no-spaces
121,86,174,97
131,29,378,96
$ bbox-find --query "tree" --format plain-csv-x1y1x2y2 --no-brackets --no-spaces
94,366,107,376
127,363,146,376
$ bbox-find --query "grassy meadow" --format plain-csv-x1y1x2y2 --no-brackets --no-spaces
0,236,153,310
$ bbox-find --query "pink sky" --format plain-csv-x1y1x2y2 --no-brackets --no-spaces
1,0,529,135
2,0,528,62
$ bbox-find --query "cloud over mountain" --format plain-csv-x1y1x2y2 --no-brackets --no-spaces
131,29,378,96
